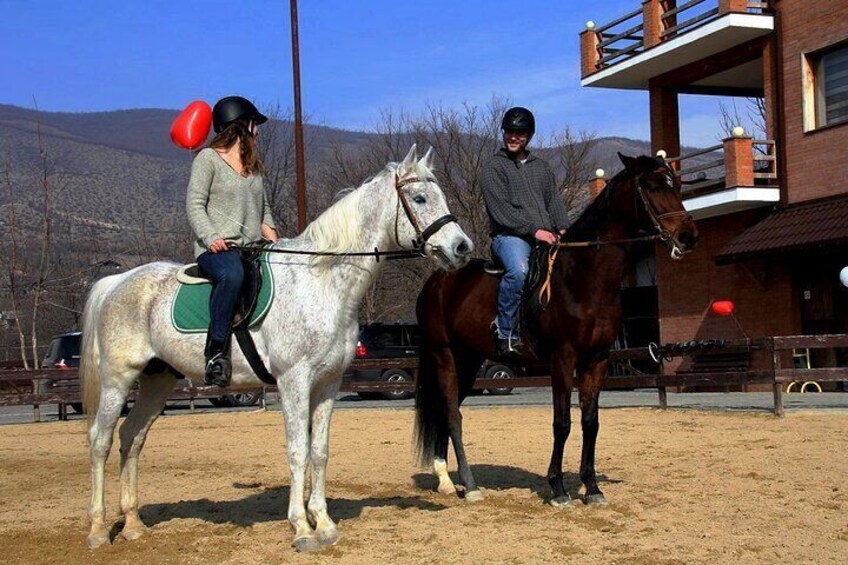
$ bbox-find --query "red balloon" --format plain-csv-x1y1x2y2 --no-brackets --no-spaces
170,100,212,150
711,300,735,316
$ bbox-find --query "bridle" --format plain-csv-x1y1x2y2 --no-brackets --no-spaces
634,169,692,243
394,174,458,256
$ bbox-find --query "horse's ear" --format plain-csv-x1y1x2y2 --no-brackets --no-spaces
420,147,435,170
401,144,418,169
618,152,637,169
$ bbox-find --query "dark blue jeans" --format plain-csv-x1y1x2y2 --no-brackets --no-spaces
491,234,532,340
197,250,244,343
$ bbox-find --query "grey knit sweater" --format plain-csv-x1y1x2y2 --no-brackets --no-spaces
186,148,276,258
481,148,570,238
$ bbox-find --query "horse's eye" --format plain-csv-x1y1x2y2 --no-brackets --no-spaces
413,194,427,204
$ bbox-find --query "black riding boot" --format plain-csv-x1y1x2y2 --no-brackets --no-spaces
204,337,232,387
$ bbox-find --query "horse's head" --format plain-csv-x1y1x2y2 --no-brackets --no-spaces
391,145,474,269
618,153,699,260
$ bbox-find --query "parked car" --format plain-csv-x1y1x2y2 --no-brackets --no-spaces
40,331,261,410
43,331,82,369
344,322,516,400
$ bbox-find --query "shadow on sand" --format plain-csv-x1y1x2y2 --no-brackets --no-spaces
412,463,622,501
140,486,448,528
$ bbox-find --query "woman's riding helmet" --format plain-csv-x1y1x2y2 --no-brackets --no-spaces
501,107,535,137
212,96,268,134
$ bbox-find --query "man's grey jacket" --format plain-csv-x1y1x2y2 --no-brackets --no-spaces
481,148,570,239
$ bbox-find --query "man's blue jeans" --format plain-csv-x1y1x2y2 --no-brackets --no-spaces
491,234,532,340
197,250,244,343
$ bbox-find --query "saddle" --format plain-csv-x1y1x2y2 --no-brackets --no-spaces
172,247,274,334
483,245,557,353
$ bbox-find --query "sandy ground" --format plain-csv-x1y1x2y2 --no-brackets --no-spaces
0,406,845,564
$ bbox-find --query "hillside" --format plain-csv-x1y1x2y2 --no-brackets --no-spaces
0,103,709,256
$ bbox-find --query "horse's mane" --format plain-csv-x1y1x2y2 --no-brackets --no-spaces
299,159,434,260
565,155,662,241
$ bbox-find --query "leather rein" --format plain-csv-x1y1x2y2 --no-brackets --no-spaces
538,172,691,307
240,174,458,261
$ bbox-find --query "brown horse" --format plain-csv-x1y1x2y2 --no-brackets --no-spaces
414,153,699,506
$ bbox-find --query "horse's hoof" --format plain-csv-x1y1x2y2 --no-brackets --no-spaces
464,489,484,503
550,495,576,508
120,525,146,541
317,526,341,546
86,530,111,549
437,483,456,496
292,535,322,553
584,493,608,506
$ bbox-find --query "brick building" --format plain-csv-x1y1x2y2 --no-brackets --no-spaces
580,0,848,372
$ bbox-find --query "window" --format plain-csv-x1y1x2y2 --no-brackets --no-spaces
803,43,848,131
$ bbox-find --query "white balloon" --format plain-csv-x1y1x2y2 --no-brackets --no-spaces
840,266,848,288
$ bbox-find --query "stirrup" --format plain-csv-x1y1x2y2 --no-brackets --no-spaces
204,353,231,387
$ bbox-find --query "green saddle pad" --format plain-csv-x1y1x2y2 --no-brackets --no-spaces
171,254,275,333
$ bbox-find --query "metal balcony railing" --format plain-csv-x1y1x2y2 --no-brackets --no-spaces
666,137,778,194
581,0,771,77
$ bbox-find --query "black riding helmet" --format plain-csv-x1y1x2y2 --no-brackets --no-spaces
212,96,268,134
501,107,535,137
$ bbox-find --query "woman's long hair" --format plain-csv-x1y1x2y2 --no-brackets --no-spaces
208,119,265,176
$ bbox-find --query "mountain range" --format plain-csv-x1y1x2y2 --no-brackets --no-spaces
0,103,710,261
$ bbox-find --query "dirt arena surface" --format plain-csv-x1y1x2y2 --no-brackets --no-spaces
1,406,845,564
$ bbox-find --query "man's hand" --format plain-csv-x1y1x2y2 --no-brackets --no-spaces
208,238,229,253
534,229,558,245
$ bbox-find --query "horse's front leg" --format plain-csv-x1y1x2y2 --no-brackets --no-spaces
577,356,608,505
279,371,320,553
307,378,342,547
547,350,575,507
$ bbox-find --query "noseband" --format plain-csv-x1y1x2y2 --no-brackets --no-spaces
394,175,458,255
635,177,692,242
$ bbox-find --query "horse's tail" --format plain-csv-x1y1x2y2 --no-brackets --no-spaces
80,274,122,429
414,273,450,467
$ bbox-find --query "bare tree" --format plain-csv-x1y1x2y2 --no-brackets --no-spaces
1,160,30,367
256,104,298,235
312,98,600,322
544,126,599,221
718,97,766,140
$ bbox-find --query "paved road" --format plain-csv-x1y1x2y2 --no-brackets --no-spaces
2,388,846,425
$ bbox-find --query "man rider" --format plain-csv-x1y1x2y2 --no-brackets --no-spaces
481,107,569,358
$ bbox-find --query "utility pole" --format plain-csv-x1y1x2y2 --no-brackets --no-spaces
290,0,308,232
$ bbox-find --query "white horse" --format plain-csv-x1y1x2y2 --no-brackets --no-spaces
80,145,473,552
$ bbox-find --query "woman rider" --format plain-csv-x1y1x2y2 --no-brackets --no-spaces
186,96,278,386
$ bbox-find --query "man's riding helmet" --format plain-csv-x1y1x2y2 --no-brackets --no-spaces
212,96,268,134
501,107,535,137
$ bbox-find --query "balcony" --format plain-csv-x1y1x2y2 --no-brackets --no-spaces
580,0,774,90
667,135,779,219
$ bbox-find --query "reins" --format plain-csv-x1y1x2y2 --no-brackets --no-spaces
536,165,689,308
234,173,459,262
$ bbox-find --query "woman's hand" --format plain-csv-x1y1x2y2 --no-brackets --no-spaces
261,223,278,244
208,238,229,253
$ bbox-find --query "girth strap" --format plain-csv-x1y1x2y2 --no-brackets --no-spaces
234,329,276,385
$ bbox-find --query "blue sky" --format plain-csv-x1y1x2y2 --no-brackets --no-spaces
0,0,736,146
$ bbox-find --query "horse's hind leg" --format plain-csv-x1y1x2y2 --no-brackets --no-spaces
118,372,176,541
307,380,342,547
87,378,134,549
441,348,483,502
433,434,454,496
577,357,608,505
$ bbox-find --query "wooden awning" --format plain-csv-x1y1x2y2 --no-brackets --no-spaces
715,195,848,264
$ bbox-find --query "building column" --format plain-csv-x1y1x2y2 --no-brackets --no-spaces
649,81,680,158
